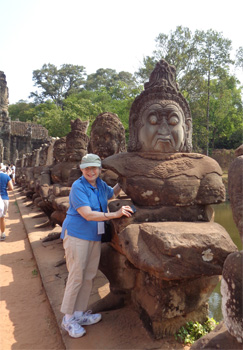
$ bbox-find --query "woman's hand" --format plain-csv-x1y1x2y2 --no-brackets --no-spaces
114,205,134,219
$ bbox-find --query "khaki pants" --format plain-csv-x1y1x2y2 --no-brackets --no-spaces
2,199,9,217
60,232,101,315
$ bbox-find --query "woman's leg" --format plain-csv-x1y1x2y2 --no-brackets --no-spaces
74,240,101,312
60,236,91,315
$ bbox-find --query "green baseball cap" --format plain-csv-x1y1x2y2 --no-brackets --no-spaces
80,154,101,169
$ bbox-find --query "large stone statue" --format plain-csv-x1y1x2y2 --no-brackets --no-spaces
104,60,224,207
191,145,243,349
88,112,126,159
65,118,89,162
91,59,237,339
128,60,192,153
53,137,67,164
88,112,126,186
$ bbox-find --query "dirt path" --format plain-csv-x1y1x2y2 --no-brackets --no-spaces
0,190,65,350
0,188,190,350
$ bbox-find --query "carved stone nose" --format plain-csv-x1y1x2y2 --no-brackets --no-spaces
158,120,170,135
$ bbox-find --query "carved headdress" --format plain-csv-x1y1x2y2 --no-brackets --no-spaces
128,59,192,152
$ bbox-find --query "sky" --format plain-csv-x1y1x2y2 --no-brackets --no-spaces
1,0,242,104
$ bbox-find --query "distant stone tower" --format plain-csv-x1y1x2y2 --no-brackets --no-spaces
0,71,11,162
0,71,50,164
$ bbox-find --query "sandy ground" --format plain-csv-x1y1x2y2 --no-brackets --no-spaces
0,189,65,350
0,188,190,350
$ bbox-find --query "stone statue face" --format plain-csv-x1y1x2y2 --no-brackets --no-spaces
53,138,66,163
66,132,89,161
138,102,186,152
89,112,126,159
90,129,119,159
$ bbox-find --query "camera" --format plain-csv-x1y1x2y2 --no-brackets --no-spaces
130,205,136,213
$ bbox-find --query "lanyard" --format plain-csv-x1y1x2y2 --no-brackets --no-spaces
92,187,103,212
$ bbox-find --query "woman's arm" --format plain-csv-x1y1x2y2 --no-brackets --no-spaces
7,180,13,191
77,205,133,221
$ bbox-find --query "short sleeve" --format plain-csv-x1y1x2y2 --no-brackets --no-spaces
100,179,114,200
70,182,90,210
107,185,114,199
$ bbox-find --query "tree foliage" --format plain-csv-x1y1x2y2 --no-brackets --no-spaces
8,100,36,122
84,68,138,92
30,63,87,108
8,27,243,152
235,46,243,69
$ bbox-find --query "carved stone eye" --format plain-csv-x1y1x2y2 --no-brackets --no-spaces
168,115,179,126
148,115,158,125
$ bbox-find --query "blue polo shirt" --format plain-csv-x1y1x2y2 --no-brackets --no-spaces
0,172,11,199
61,176,114,241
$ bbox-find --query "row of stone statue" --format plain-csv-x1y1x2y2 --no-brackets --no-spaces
15,112,125,226
15,60,242,348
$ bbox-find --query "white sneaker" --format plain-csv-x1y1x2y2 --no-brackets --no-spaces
61,316,86,338
0,233,6,241
76,310,102,326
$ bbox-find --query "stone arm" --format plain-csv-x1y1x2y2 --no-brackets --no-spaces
111,183,122,199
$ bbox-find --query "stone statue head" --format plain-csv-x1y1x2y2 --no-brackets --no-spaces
128,60,192,153
88,112,126,159
66,119,89,162
53,137,67,163
70,118,89,133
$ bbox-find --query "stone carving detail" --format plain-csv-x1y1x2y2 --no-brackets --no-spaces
95,60,235,339
0,71,9,111
191,145,243,349
0,71,11,162
53,137,67,164
88,112,126,186
0,72,50,163
16,118,101,227
65,119,89,161
88,112,126,159
128,59,192,153
104,152,225,207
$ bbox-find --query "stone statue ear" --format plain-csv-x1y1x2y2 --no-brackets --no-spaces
185,119,192,136
184,119,193,152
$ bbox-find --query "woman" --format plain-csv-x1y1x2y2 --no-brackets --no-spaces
60,154,133,338
0,163,13,241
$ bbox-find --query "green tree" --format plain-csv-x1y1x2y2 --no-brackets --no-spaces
235,46,243,69
8,100,36,122
210,74,243,149
135,26,195,87
63,85,141,137
63,91,104,130
85,68,139,94
30,63,87,108
33,101,68,137
191,72,243,152
85,68,138,99
193,29,234,155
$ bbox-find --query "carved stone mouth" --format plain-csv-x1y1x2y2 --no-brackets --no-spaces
155,137,171,144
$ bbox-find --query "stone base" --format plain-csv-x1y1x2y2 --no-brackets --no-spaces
141,303,209,339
